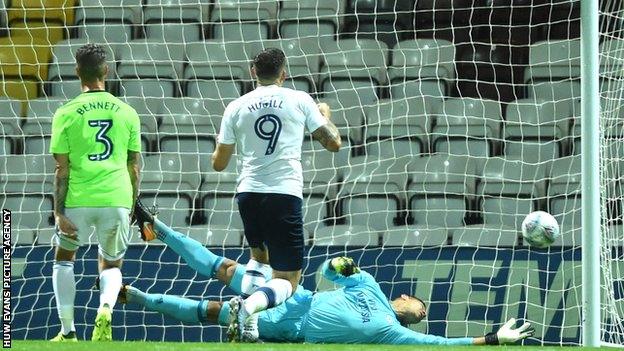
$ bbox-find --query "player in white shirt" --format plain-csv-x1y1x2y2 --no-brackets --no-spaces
211,48,342,342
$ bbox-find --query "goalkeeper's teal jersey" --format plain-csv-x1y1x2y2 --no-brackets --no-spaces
222,261,475,345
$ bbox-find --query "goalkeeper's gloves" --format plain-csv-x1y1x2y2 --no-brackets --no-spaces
485,318,535,345
329,257,360,276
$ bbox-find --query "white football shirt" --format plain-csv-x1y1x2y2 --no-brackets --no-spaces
217,85,328,198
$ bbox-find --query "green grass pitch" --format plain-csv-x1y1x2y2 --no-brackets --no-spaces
9,341,604,351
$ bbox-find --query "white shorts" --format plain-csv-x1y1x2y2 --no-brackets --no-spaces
55,207,130,261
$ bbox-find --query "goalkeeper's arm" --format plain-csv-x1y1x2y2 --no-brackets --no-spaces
382,318,534,345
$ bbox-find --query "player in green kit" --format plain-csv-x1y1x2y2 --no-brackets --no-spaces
48,43,141,342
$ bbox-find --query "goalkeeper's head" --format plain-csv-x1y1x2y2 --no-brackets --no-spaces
252,47,286,86
75,43,109,85
391,294,427,326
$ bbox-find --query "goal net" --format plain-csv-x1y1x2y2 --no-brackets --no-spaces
0,0,619,345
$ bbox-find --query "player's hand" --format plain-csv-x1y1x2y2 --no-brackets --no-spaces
496,318,535,344
330,257,360,276
55,214,78,239
317,103,331,119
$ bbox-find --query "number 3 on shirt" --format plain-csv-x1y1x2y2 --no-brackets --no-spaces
254,114,282,155
88,119,113,161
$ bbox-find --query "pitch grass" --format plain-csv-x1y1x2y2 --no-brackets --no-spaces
9,341,604,351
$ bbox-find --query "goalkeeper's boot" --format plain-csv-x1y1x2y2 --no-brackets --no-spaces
133,199,158,242
91,303,112,341
50,331,78,342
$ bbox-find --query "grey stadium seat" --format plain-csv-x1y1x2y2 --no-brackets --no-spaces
311,224,378,246
408,154,477,229
202,194,243,229
49,39,117,81
279,0,345,47
363,97,436,157
0,195,53,229
21,117,52,155
382,226,448,246
431,98,502,160
185,41,257,87
75,0,140,49
117,40,185,80
504,98,566,163
478,157,546,228
451,225,519,247
143,0,209,42
547,156,581,246
0,155,54,194
48,79,82,99
211,0,277,43
524,39,581,83
260,39,322,92
187,225,242,246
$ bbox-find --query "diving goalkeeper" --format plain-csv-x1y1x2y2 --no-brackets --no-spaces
126,201,534,345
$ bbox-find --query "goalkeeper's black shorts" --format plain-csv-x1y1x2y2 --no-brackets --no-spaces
236,192,304,271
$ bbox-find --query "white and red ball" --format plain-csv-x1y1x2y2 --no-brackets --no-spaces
521,211,561,248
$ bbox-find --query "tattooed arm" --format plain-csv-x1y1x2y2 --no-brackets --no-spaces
312,103,342,152
53,153,77,234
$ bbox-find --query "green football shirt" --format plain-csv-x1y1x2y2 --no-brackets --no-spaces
49,91,141,209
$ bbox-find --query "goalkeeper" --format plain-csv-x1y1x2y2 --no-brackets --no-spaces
128,201,534,345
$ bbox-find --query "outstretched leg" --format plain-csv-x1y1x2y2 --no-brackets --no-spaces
120,285,223,324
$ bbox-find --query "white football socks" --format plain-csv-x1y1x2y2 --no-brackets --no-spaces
240,260,272,328
99,267,122,310
243,278,293,315
52,262,76,335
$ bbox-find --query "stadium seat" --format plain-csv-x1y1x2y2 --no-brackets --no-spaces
302,193,330,233
35,227,57,245
120,96,161,152
202,194,243,229
431,98,502,160
49,39,117,81
504,98,566,163
117,41,184,98
47,79,82,99
140,193,195,228
388,80,445,100
0,194,53,229
388,39,455,83
600,39,624,80
338,157,407,230
143,0,209,42
0,97,23,118
76,23,134,49
408,154,477,228
301,152,343,198
451,225,518,247
8,0,76,25
27,98,64,119
382,226,448,246
322,79,379,109
316,97,364,143
185,41,257,87
211,0,276,43
158,97,219,156
0,37,51,81
187,225,242,246
75,0,140,22
478,157,546,228
343,0,414,49
0,80,39,102
547,155,581,243
0,139,11,156
21,117,52,155
524,39,581,83
311,224,378,246
527,80,580,124
320,39,389,89
141,154,201,193
340,194,401,231
120,79,177,98
0,155,54,193
279,0,344,47
186,79,241,102
0,98,24,149
363,97,436,156
12,226,35,245
260,38,322,92
10,21,67,45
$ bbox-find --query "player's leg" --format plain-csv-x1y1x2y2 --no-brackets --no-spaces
119,285,220,324
50,207,91,342
230,193,274,341
133,199,257,290
91,207,129,341
230,193,304,342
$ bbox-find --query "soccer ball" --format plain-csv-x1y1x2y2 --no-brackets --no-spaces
521,211,561,248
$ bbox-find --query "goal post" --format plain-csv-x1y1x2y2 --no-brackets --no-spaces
581,0,601,347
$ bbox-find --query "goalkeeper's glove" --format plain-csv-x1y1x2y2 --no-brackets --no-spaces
329,257,360,276
485,318,535,345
